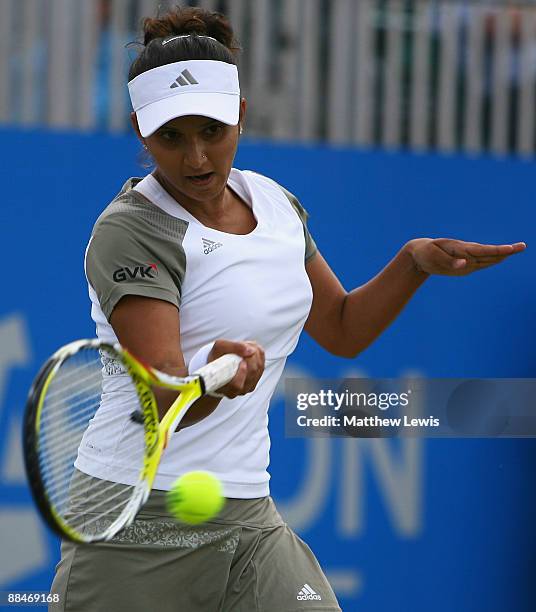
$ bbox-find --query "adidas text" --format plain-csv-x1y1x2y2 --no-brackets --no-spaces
202,238,223,254
296,584,322,601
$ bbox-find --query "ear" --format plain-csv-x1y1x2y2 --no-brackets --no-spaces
130,112,145,144
238,98,247,132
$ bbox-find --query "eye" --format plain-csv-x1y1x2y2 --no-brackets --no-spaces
204,124,224,137
160,130,180,142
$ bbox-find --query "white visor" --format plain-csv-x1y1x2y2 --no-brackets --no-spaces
128,59,240,137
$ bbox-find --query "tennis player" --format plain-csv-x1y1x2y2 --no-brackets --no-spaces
50,6,525,612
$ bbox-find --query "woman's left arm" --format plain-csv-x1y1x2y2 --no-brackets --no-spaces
304,238,526,358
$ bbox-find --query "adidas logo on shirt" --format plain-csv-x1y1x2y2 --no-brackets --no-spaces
170,69,199,88
202,238,223,254
296,584,322,601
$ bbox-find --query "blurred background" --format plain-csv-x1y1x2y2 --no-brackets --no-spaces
0,0,535,610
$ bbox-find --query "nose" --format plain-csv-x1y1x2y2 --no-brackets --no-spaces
183,139,206,170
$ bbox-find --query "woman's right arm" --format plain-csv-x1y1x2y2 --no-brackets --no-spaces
110,294,265,428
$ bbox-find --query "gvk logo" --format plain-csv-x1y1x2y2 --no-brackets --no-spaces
113,263,159,282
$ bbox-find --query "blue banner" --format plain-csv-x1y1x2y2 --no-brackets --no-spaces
1,129,534,611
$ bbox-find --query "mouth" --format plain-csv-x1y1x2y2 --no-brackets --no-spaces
186,172,215,186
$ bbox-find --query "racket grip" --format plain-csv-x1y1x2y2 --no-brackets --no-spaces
194,354,242,394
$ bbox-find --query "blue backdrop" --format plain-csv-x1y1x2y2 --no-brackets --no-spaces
0,128,534,611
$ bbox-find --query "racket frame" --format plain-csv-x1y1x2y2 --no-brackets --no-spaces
23,339,236,543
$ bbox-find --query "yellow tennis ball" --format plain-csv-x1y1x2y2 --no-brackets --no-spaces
167,471,224,525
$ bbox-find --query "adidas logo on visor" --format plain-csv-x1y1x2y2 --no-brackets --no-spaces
170,69,199,88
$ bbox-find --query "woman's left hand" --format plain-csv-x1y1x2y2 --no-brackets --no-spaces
407,238,526,276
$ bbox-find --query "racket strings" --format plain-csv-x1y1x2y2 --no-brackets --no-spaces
43,363,110,400
36,347,147,538
42,426,150,506
40,425,146,503
42,457,142,534
39,389,103,428
42,470,138,526
65,479,136,532
41,429,144,515
38,398,137,457
40,370,133,423
39,394,147,478
39,398,120,474
38,419,142,482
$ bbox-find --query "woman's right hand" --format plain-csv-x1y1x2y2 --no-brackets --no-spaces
208,339,265,398
109,296,265,424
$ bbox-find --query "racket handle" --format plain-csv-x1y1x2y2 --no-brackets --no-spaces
129,354,242,424
194,354,242,394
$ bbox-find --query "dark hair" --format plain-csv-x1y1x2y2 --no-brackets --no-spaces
128,6,241,82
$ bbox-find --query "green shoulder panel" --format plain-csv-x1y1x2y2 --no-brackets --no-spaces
86,190,188,320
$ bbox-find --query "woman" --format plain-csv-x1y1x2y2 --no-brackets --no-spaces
50,6,525,612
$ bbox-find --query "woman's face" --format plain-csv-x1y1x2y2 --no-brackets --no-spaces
132,99,246,205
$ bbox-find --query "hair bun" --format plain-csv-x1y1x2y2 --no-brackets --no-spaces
142,6,238,53
128,6,241,83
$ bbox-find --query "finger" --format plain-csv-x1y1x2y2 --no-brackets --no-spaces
463,254,509,264
436,239,526,258
235,342,256,357
242,341,264,363
210,340,265,396
462,250,522,268
212,339,255,359
429,243,467,272
244,341,265,367
239,341,261,368
241,353,264,392
243,340,261,353
433,240,472,266
453,257,514,275
513,241,527,250
464,244,518,257
471,258,510,270
503,242,527,256
221,361,248,398
226,347,264,395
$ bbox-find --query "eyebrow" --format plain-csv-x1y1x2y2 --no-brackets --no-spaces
159,119,221,132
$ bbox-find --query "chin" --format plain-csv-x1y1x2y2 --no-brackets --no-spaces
193,179,226,198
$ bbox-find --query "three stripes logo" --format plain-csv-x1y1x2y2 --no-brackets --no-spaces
296,584,322,601
170,69,199,89
202,238,223,255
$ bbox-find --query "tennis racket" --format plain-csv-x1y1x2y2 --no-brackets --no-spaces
23,339,241,543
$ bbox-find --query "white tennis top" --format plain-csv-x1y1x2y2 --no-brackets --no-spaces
79,169,316,497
